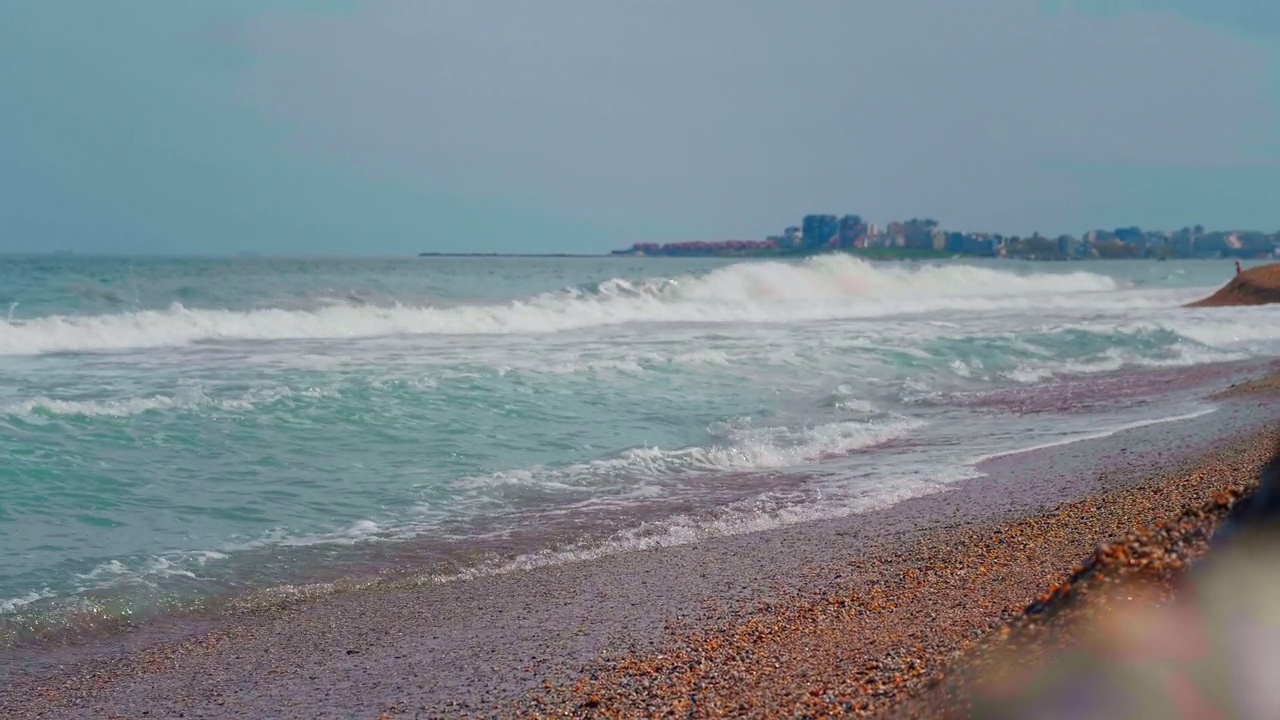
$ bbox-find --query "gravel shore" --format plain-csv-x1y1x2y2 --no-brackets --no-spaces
529,421,1279,719
524,420,1274,717
2,375,1278,719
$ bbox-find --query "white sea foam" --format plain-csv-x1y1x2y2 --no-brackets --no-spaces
2,385,340,419
459,416,924,493
830,386,878,414
967,406,1220,464
436,466,981,584
1152,309,1280,348
64,551,231,597
241,520,396,549
0,257,1135,356
1000,344,1248,384
4,395,188,418
0,589,56,615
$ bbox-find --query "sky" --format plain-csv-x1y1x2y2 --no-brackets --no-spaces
1,1,1278,255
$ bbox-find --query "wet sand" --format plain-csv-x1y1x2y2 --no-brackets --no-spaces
2,374,1279,719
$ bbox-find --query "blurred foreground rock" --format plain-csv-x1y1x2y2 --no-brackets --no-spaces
962,450,1280,720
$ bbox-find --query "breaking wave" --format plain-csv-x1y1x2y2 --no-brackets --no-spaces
0,256,1129,355
1,386,336,419
459,416,925,492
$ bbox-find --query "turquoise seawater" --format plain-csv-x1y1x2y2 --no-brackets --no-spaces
1,255,1277,639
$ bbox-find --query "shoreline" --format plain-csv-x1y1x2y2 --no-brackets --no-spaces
2,370,1278,717
2,358,1267,649
2,357,1263,652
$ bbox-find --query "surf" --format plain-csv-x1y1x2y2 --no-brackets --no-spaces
0,256,1131,356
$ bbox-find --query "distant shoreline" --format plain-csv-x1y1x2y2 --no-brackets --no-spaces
416,249,969,260
416,249,1245,262
417,252,607,258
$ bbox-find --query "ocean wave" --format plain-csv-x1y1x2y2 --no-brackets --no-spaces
4,395,191,418
0,414,928,623
0,257,1133,356
1149,308,1280,347
0,401,1229,629
458,416,924,493
11,466,961,631
0,589,56,615
434,467,979,584
998,344,1248,384
74,557,205,586
1,386,339,419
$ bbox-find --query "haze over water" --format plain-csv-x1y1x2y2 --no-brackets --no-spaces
1,255,1277,640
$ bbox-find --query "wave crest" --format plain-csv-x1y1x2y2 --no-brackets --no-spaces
0,257,1122,355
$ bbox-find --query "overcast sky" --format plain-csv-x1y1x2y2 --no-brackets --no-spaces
2,1,1278,255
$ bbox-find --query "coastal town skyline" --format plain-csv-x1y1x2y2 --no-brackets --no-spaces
614,214,1280,260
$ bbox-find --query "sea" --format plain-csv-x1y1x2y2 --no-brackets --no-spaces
2,254,1278,643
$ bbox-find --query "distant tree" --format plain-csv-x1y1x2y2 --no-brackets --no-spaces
1025,233,1057,257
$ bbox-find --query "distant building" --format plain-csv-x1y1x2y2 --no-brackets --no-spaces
802,215,840,249
782,226,803,248
960,234,999,256
884,221,905,247
902,218,939,249
838,214,866,248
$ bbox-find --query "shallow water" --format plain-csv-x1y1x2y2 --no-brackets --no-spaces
1,254,1276,637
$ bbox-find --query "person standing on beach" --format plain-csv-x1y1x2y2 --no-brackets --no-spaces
1236,260,1244,275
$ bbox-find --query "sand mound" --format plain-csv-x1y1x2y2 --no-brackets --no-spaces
1188,263,1280,307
